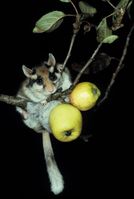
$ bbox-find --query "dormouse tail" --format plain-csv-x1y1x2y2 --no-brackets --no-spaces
42,131,64,195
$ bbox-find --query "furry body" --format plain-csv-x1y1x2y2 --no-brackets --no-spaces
16,54,72,194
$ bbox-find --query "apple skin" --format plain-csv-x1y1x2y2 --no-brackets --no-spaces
49,103,82,142
69,82,101,111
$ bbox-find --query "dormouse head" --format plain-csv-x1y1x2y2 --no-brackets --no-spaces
22,53,64,94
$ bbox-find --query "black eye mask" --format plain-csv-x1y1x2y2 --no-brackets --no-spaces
27,75,43,87
36,76,43,85
49,72,57,81
31,68,36,75
48,65,64,82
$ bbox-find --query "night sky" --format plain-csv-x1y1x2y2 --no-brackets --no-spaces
0,1,133,198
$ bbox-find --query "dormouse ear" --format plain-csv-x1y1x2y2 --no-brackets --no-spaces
47,53,56,67
22,65,33,78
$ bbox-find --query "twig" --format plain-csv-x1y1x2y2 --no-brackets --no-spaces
98,24,134,106
104,0,116,9
62,32,77,70
62,1,81,70
0,94,28,108
73,42,103,86
70,0,79,15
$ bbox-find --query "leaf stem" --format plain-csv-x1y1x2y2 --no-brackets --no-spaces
70,0,79,15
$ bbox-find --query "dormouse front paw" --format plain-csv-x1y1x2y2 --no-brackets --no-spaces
41,100,47,106
16,107,29,120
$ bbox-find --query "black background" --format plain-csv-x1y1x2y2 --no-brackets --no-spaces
0,0,133,198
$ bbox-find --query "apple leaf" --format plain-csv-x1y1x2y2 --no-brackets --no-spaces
59,0,71,2
79,1,97,17
96,18,112,43
102,35,119,44
33,11,65,33
115,0,130,9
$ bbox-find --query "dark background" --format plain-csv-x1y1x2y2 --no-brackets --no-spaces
0,0,133,198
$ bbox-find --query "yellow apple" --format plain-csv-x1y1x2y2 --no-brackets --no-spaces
49,103,82,142
69,82,101,111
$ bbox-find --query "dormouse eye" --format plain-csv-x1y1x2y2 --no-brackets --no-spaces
49,73,57,81
36,76,43,85
32,68,36,75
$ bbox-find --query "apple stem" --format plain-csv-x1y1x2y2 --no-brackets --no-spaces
65,131,72,136
42,131,64,195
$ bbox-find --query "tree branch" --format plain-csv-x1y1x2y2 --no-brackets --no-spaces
98,24,134,106
0,94,28,108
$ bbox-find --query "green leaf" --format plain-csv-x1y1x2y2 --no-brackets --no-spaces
116,0,130,9
102,35,119,44
79,1,97,17
59,0,71,2
96,18,112,43
33,11,65,33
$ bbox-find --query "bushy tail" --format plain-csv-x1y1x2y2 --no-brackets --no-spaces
42,132,64,195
